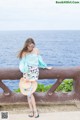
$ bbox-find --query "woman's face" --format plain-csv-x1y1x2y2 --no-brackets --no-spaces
27,43,35,52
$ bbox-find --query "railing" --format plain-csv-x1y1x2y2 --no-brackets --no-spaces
0,67,80,104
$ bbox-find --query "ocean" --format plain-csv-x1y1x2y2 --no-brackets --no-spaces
0,30,80,92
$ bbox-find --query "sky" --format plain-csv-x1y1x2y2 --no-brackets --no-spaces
0,0,80,30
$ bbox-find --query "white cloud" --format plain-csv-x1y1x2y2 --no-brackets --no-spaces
0,0,80,30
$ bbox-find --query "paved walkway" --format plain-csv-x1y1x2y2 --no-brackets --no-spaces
1,111,80,120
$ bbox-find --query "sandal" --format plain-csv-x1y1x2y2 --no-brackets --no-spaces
34,110,39,118
28,111,34,117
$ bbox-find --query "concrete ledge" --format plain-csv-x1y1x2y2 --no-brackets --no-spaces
0,100,80,112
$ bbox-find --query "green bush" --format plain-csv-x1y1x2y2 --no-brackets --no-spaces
36,84,52,92
14,79,73,93
56,79,73,92
14,88,20,92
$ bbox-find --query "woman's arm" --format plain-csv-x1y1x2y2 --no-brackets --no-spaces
36,48,52,69
33,47,52,69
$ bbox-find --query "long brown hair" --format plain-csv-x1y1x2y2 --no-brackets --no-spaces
18,38,35,59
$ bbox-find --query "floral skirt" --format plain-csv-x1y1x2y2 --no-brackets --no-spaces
23,66,39,81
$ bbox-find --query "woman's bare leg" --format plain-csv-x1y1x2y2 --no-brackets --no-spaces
27,96,33,111
30,94,39,117
27,96,34,116
27,81,39,117
30,94,37,111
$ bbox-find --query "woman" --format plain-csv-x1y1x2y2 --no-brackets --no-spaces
18,38,49,118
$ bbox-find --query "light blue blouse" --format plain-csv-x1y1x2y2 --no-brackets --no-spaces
19,53,47,73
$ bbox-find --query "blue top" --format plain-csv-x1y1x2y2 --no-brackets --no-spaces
19,53,47,73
